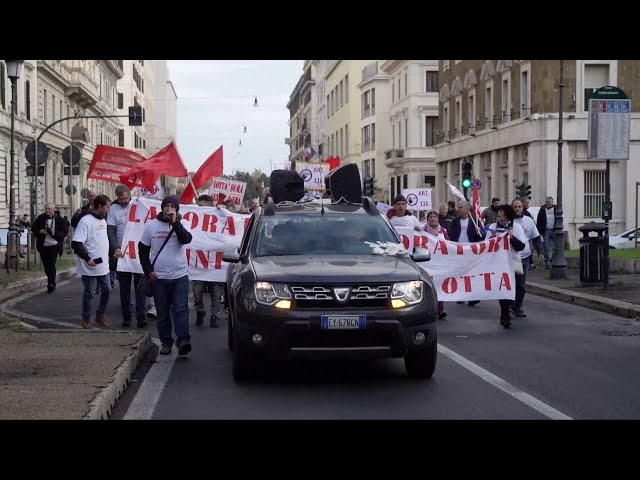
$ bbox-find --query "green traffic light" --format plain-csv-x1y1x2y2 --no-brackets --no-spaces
462,178,472,188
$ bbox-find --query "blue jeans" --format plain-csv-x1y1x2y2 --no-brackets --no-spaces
543,229,555,263
82,274,111,320
514,256,530,309
152,275,190,348
117,271,147,321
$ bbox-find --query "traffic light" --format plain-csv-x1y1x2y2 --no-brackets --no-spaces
129,106,143,126
30,183,37,206
363,176,376,197
515,183,532,199
461,161,473,189
524,184,531,199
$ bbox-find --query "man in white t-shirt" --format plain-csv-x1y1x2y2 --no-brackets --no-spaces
72,194,112,330
386,195,422,231
139,195,193,356
512,198,544,318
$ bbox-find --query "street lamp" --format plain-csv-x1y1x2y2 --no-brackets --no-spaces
550,59,567,279
5,60,24,272
69,123,89,214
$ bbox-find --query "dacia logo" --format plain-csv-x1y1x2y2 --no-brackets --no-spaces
333,287,350,303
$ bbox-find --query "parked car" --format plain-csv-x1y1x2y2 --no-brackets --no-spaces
609,227,640,249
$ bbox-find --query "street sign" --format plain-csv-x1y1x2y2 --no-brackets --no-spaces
26,166,45,177
65,185,77,196
473,178,482,189
587,86,630,160
62,145,81,166
25,140,49,166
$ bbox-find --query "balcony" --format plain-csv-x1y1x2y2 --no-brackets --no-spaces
385,149,404,160
362,105,376,119
37,60,71,83
65,68,99,108
362,62,379,82
361,142,376,153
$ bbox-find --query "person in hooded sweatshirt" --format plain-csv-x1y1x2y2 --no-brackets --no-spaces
138,195,193,356
386,194,422,232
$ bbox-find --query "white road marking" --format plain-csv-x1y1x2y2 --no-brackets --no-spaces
437,343,573,420
123,338,176,420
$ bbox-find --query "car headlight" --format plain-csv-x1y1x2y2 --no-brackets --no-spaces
391,281,423,308
254,282,291,308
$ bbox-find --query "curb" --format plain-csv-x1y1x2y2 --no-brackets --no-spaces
0,267,77,303
528,281,640,320
83,332,152,420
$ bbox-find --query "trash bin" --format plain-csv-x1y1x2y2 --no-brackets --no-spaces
578,221,606,284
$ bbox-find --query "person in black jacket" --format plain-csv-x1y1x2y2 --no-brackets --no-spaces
32,203,69,293
70,190,96,228
536,196,557,269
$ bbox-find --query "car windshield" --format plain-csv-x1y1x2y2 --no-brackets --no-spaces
254,213,401,256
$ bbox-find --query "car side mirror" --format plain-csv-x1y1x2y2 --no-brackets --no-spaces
411,246,431,262
222,248,241,263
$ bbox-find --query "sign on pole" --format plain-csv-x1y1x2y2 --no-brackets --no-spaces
587,86,630,160
401,188,432,211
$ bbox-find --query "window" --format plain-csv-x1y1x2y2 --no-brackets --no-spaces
43,89,47,123
584,64,610,111
397,77,401,99
363,90,370,117
25,80,31,120
425,71,438,92
330,89,334,115
398,122,402,149
0,63,5,109
340,128,344,158
455,97,462,135
584,170,605,217
66,105,70,135
345,74,349,102
118,92,123,109
469,90,476,133
396,177,401,197
364,159,371,177
520,66,530,117
339,79,344,106
424,116,437,146
52,94,56,124
390,176,396,203
370,123,375,149
405,118,408,148
363,125,370,152
501,74,511,122
371,88,375,114
345,124,349,156
403,174,408,189
485,84,493,128
443,105,449,140
424,175,435,187
392,121,396,148
392,82,395,103
143,108,146,122
326,94,330,118
119,129,125,147
404,73,408,96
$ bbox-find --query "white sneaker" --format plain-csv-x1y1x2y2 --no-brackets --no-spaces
146,305,157,319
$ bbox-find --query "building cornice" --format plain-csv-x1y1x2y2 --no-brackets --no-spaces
381,60,405,74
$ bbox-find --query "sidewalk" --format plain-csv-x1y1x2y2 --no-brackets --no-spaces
526,262,640,319
0,267,152,420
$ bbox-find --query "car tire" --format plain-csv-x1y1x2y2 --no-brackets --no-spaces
404,336,437,379
232,325,258,381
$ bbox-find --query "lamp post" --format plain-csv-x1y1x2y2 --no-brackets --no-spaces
550,59,567,279
69,123,89,215
5,60,24,272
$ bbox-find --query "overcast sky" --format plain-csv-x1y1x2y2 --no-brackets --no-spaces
166,60,303,176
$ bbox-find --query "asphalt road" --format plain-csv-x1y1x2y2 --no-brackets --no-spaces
12,277,640,420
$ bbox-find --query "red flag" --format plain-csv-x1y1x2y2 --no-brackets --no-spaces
120,142,187,191
179,146,223,204
87,145,146,187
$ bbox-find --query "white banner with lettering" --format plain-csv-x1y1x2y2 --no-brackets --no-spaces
395,227,515,301
116,197,247,281
208,177,247,206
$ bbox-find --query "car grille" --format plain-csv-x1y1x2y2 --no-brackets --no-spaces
288,330,394,349
290,284,391,309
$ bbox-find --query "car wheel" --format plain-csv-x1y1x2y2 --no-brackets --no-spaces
232,325,258,381
404,336,437,379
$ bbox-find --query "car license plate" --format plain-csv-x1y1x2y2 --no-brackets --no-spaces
321,315,366,330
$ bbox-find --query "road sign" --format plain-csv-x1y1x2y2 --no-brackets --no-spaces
65,185,77,196
587,86,630,160
473,178,482,189
62,145,81,166
25,140,49,166
26,166,45,176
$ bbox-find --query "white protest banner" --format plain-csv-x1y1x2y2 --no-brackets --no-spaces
295,161,329,191
395,227,515,301
446,180,466,201
208,177,247,205
402,188,432,211
117,197,249,281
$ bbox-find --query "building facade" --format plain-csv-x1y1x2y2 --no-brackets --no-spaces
381,60,440,206
435,59,640,248
0,59,124,224
286,72,306,163
325,60,371,166
357,61,391,201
